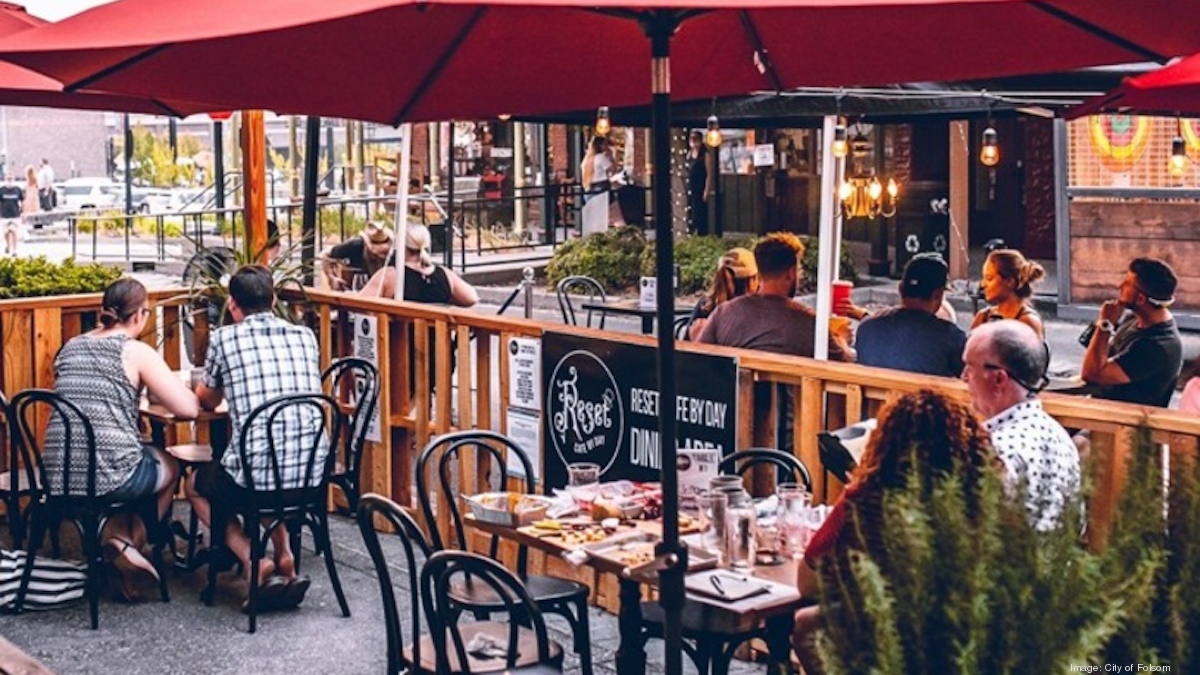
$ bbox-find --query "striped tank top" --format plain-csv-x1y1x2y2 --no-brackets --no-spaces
44,334,142,496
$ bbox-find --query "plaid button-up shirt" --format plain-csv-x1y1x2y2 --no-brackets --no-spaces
202,312,326,490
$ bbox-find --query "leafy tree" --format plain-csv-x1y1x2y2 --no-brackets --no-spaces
115,124,203,187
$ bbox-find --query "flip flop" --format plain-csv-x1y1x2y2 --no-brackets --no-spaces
281,575,312,610
102,539,160,602
242,575,289,614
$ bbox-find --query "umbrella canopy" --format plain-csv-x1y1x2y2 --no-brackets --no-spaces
1067,54,1200,118
0,0,1196,125
0,2,203,116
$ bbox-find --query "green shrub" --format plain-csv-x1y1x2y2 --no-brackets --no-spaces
545,225,647,292
818,426,1199,674
0,257,123,299
547,229,857,297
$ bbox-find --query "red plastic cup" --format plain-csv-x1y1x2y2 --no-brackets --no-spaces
831,280,854,315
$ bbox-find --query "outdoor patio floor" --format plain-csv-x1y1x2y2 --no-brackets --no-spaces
2,512,764,675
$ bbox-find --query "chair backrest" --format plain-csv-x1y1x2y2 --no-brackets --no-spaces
321,357,380,507
421,550,553,674
9,389,98,501
235,392,340,499
555,275,607,329
357,493,432,675
718,447,813,494
415,430,535,553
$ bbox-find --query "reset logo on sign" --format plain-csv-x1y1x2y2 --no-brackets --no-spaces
547,349,624,474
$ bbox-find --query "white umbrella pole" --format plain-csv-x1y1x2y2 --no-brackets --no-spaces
813,115,842,361
393,123,414,300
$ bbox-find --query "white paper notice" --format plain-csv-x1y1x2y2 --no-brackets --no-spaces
349,313,382,443
506,408,541,480
507,337,541,411
752,144,775,168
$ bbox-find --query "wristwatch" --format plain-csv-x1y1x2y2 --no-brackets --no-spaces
1097,319,1117,337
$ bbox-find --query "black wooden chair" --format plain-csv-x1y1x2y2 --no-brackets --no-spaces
642,448,813,675
201,392,350,633
10,389,169,628
416,430,593,675
555,275,607,329
1,391,38,551
322,357,380,512
357,493,435,675
422,550,564,675
718,447,813,495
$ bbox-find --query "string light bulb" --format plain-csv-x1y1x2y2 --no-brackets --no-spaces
979,126,1000,167
594,106,611,136
1170,131,1187,177
704,115,723,148
832,119,848,158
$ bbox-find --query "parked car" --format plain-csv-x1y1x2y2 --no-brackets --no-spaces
56,178,122,212
130,187,174,214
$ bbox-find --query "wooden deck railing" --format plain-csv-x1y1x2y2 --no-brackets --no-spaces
3,286,1198,555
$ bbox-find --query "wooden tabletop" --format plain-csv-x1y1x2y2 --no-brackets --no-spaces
139,370,228,423
579,299,694,317
467,515,802,622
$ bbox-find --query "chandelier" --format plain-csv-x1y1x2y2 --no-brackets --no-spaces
838,125,899,220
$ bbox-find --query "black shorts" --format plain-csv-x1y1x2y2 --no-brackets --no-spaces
194,462,254,514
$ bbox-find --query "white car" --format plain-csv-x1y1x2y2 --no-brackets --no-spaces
57,178,122,212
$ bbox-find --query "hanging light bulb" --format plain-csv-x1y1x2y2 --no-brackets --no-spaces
832,119,848,158
980,126,1000,167
594,106,611,136
705,115,723,147
1170,134,1188,177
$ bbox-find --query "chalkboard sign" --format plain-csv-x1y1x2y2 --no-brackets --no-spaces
542,332,738,491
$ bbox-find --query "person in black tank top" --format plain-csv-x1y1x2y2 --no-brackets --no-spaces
686,130,715,236
971,249,1046,339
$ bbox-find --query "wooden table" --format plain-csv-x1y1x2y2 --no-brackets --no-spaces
579,299,695,335
467,516,803,675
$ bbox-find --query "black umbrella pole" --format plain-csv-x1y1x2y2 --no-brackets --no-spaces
302,116,321,286
648,14,687,675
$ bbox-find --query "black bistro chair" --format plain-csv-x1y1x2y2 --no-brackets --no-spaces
555,275,607,329
202,392,350,633
9,389,169,628
357,493,435,675
642,447,813,675
422,550,564,675
416,430,593,675
322,357,380,512
2,391,39,550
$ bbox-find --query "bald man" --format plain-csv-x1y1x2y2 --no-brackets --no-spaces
962,321,1080,532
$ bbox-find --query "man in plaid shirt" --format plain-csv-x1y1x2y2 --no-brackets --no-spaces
188,265,324,610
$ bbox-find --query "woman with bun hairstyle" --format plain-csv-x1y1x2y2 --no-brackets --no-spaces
360,223,478,307
44,278,199,600
970,249,1046,339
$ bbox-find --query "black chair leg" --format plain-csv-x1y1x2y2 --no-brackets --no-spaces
711,639,744,675
79,514,102,630
49,521,62,558
247,522,263,634
315,512,350,617
14,512,46,613
289,520,303,573
569,600,594,675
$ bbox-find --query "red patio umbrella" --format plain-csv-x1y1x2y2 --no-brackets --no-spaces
6,3,1200,673
0,0,1195,125
0,3,205,116
1067,53,1200,118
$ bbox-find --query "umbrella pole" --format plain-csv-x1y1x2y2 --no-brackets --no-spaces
302,115,320,286
647,12,686,675
393,123,414,300
813,114,843,361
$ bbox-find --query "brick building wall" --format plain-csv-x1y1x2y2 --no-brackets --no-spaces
3,106,110,178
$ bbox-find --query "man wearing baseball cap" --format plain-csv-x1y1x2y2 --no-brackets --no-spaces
1081,257,1182,408
854,253,967,378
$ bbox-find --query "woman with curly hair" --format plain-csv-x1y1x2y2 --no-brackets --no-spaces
971,249,1047,339
791,388,1000,675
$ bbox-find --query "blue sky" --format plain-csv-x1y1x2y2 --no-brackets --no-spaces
22,0,115,21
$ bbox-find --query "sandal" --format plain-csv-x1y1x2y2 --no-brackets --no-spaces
242,575,288,614
102,539,160,602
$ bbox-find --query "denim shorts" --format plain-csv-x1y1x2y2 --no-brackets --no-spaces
106,445,162,502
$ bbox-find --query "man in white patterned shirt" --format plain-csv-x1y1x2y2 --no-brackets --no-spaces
962,321,1081,532
189,265,325,609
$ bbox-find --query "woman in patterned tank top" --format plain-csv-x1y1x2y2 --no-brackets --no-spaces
46,278,200,600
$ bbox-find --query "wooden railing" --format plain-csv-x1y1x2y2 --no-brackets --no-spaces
3,286,1198,556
